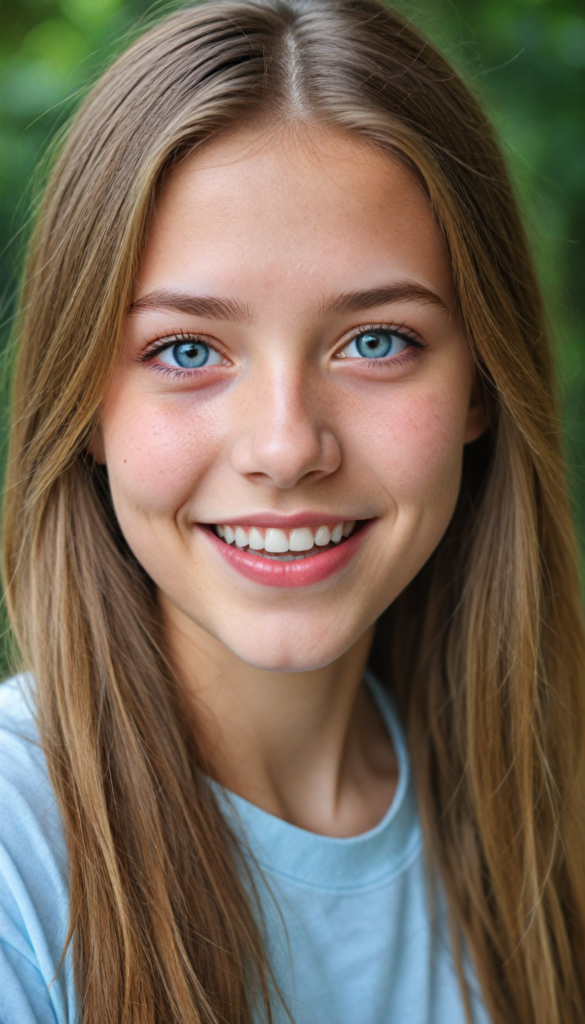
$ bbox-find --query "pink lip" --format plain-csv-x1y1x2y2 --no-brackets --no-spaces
200,520,373,588
201,511,360,529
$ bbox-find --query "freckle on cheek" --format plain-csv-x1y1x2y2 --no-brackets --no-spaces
110,428,213,518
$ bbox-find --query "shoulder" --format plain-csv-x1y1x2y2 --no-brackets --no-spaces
0,673,42,761
0,675,60,847
0,677,74,1023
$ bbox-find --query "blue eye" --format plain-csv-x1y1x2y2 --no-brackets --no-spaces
343,329,409,360
158,339,224,369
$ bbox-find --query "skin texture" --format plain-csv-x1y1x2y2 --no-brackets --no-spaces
94,128,486,836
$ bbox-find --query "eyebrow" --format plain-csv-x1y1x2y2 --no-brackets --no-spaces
128,280,448,323
128,289,252,323
316,282,449,317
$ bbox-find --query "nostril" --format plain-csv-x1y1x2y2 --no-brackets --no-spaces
230,422,341,489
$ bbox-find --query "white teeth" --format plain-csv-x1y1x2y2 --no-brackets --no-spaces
289,527,314,552
330,522,343,543
215,519,357,552
248,527,265,550
314,525,331,546
264,528,289,553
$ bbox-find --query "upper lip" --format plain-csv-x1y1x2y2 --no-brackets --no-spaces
198,512,371,528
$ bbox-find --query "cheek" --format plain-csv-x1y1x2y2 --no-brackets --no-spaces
355,382,468,508
101,392,220,518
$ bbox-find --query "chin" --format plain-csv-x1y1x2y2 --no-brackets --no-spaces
225,628,355,674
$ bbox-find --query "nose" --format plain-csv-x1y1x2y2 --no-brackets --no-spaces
230,371,341,489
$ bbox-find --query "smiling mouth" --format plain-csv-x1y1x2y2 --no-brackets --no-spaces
212,520,359,560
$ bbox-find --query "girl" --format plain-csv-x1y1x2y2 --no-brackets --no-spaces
1,0,584,1022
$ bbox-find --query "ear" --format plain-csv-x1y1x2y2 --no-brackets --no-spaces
463,370,490,444
88,423,106,465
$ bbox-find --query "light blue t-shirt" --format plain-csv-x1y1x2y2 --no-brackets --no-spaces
0,673,490,1023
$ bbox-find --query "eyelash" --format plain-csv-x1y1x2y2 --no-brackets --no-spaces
139,323,425,378
335,323,425,368
139,330,222,379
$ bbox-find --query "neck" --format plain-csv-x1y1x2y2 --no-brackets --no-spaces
161,598,397,837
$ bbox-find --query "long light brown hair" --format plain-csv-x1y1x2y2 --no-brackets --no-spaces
3,0,585,1021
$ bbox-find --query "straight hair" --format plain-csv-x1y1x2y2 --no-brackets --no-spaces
3,1,585,1021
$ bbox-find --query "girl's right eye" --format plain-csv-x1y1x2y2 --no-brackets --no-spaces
157,339,224,369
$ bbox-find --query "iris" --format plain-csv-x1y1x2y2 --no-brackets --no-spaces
355,330,400,358
171,341,211,368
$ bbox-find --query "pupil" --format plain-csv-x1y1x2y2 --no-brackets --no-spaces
173,341,209,368
355,331,393,358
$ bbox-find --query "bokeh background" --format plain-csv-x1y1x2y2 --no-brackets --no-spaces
0,0,584,550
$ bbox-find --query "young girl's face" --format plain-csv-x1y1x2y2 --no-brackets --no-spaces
96,128,485,671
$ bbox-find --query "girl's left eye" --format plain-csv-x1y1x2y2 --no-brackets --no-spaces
157,339,224,369
341,329,410,360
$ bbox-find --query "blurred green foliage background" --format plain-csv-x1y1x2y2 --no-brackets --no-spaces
0,0,584,546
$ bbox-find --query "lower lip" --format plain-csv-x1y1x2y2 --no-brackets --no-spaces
200,521,373,588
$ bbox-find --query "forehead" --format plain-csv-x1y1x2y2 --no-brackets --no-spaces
137,127,453,308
